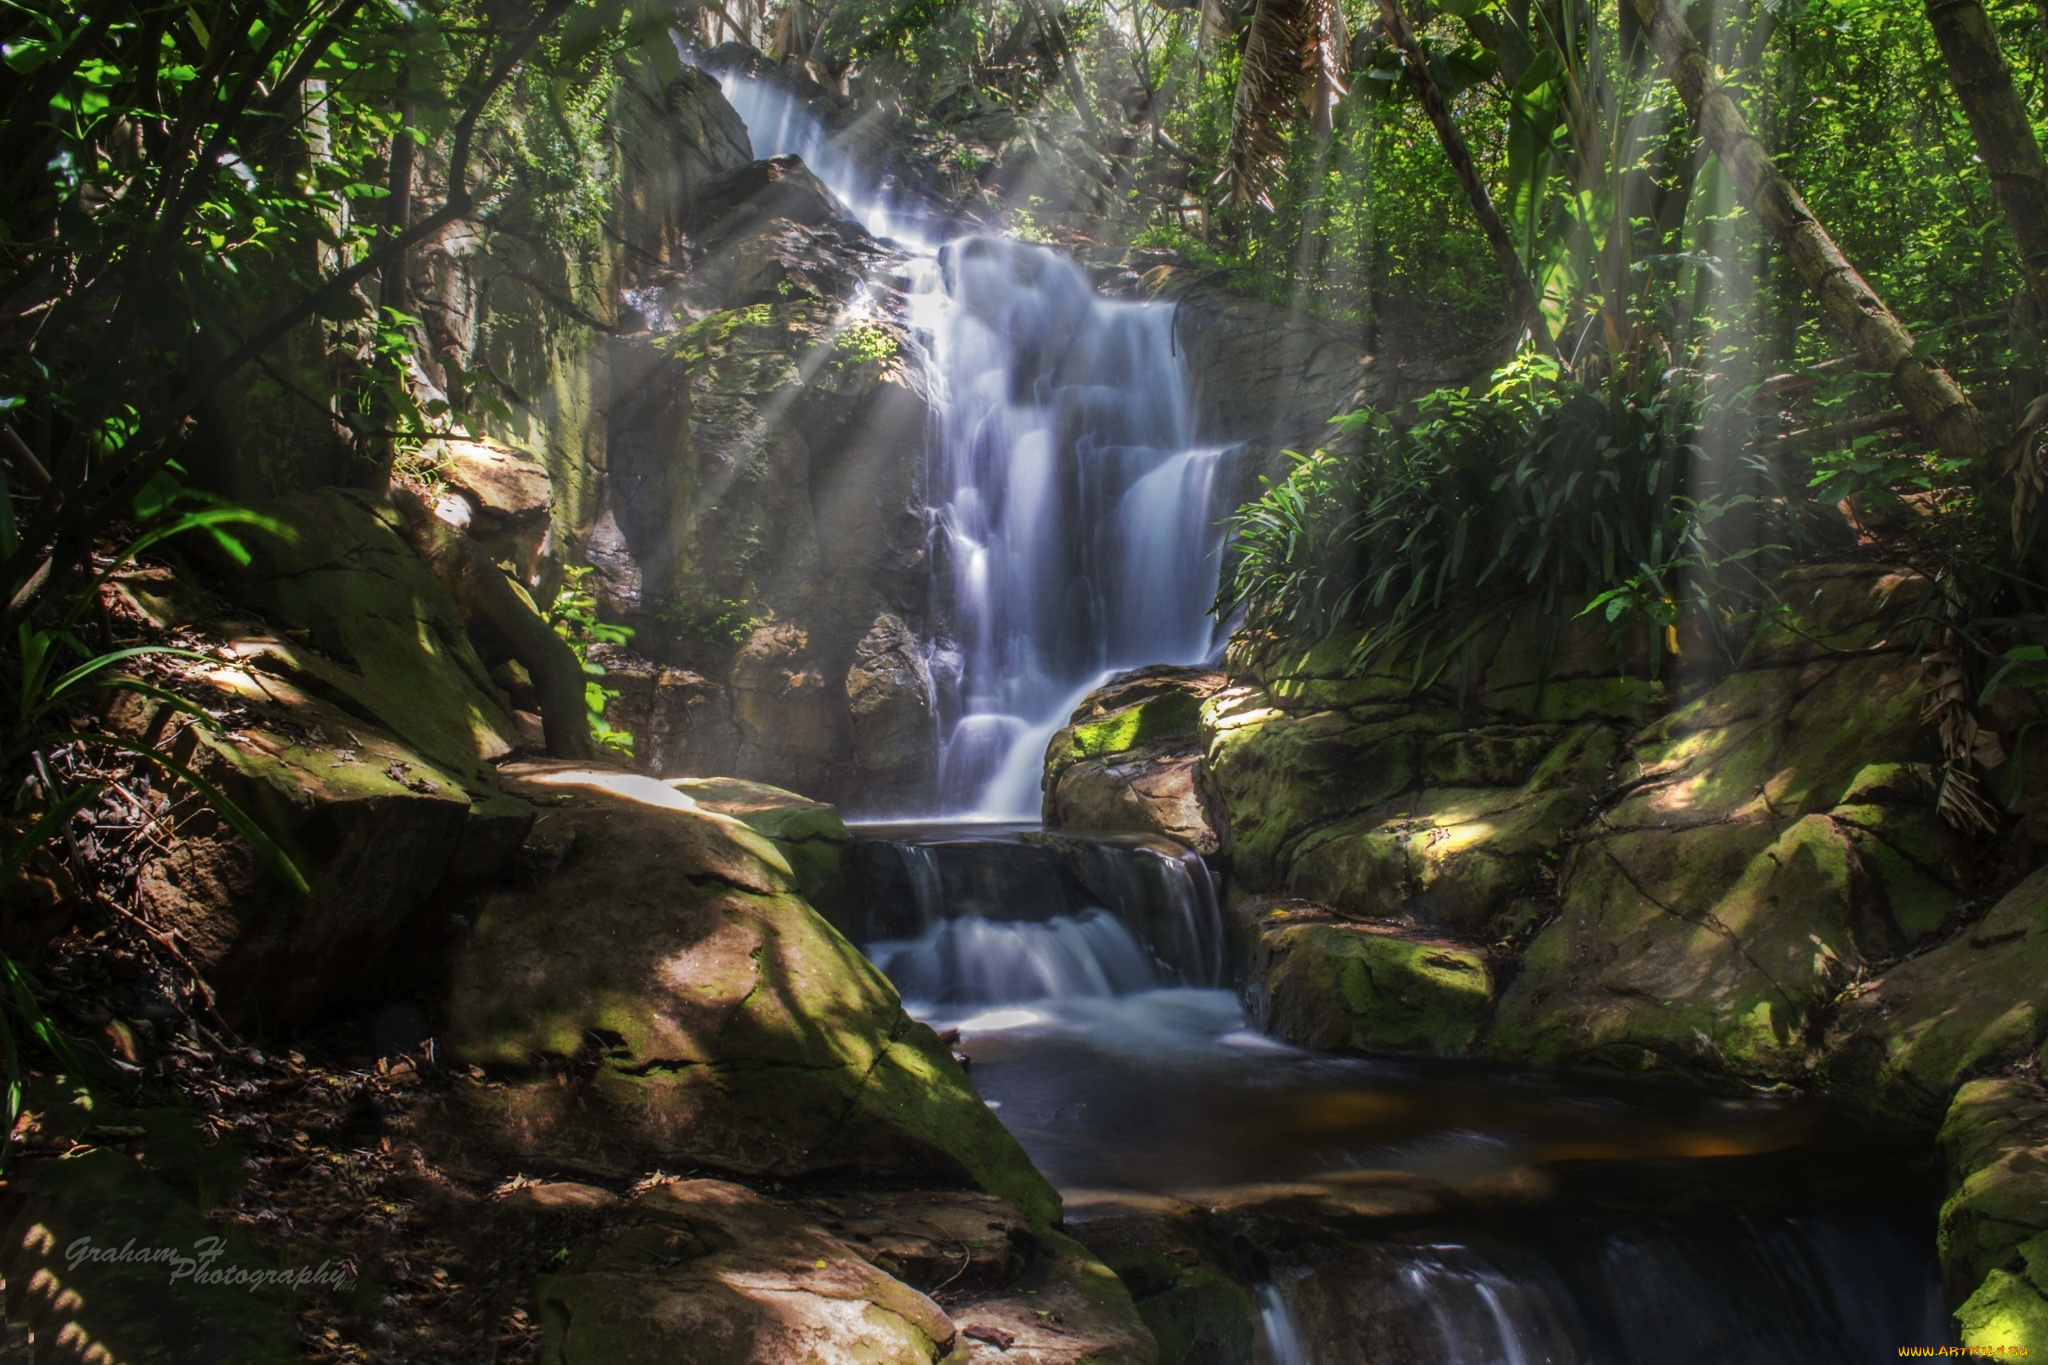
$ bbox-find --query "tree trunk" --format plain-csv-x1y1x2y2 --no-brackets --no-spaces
1924,0,2048,317
1376,0,1550,349
391,491,596,762
1630,0,1998,467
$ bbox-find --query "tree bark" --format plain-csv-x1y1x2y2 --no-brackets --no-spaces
391,491,596,762
1924,0,2048,317
1630,0,1998,467
1375,0,1550,349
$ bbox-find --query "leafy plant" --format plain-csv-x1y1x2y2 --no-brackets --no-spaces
549,565,635,757
1217,352,1795,681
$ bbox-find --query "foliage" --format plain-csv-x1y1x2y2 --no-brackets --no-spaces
549,565,635,756
1218,353,1796,678
655,594,762,647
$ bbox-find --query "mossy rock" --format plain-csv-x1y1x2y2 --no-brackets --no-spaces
440,763,1056,1225
535,1179,955,1364
1252,912,1494,1057
1,1149,301,1364
1488,815,1883,1080
1938,1076,2048,1307
130,667,529,1026
215,487,520,782
1075,1213,1256,1365
669,775,850,914
1822,867,2048,1127
1958,1267,2048,1354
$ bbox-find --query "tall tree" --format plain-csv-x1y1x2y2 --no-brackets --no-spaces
1375,0,1549,349
1924,0,2048,318
1629,0,1999,469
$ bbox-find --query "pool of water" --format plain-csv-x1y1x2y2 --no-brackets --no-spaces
843,822,1954,1364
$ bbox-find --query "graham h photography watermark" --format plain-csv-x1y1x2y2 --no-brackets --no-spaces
63,1234,355,1293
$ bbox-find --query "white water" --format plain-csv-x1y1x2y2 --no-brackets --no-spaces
705,63,1231,818
920,239,1229,816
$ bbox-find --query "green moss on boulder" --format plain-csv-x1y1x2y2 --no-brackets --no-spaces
1250,908,1494,1057
440,763,1057,1224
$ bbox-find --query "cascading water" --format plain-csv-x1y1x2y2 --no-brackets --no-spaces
701,60,1231,820
921,239,1229,816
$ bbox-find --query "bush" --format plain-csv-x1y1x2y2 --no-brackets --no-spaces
1216,354,1796,680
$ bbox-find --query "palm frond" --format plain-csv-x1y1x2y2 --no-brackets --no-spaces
1221,0,1349,208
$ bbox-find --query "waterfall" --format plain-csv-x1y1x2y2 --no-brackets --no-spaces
699,60,1231,818
706,63,926,246
846,829,1224,1008
921,237,1230,816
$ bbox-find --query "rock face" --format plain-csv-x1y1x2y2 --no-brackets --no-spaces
1203,612,1658,940
209,487,523,782
108,558,533,1028
1487,565,1970,1081
420,437,556,588
1823,866,2048,1126
438,762,1057,1224
536,1182,1156,1365
1043,666,1226,855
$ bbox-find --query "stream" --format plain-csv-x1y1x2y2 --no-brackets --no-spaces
710,65,1953,1361
844,824,1949,1364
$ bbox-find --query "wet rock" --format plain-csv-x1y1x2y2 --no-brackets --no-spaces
1247,905,1495,1058
1044,667,1226,855
535,1179,956,1364
1,1149,300,1364
1939,1077,2048,1352
1823,866,2048,1126
435,762,1057,1224
1073,1213,1257,1365
845,611,936,787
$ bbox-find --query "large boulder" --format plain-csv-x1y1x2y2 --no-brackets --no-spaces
1823,866,2048,1126
1938,1077,2048,1353
208,487,522,783
436,762,1056,1224
106,568,532,1026
1043,666,1226,855
535,1180,956,1364
1245,903,1495,1057
1203,612,1657,939
536,1181,1156,1365
1488,566,1974,1082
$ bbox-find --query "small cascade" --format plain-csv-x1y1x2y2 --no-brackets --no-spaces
702,61,926,245
921,237,1232,816
1253,1215,1947,1365
845,826,1223,1008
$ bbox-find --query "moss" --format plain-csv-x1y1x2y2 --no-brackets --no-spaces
1260,922,1494,1056
1957,1270,2048,1353
1823,868,2048,1124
